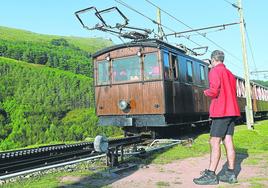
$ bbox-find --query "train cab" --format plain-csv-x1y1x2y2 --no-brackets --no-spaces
92,39,211,132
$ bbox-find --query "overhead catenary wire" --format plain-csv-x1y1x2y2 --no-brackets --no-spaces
114,0,217,58
144,0,244,70
222,0,258,77
222,0,241,9
223,0,234,5
223,0,259,80
245,26,259,80
114,0,174,35
114,0,206,49
114,0,244,72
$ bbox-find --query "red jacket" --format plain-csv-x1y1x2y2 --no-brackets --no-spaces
204,63,240,117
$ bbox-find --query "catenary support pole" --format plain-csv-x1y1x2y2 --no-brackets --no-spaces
157,8,164,40
237,0,254,129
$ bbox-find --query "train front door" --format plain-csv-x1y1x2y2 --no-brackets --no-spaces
163,52,178,114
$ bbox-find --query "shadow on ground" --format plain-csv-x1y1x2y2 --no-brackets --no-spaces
217,148,249,178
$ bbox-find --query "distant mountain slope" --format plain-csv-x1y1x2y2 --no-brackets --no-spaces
0,26,113,52
252,80,268,87
0,57,121,150
0,26,113,77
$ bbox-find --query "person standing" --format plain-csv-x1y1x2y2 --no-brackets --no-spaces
193,50,241,185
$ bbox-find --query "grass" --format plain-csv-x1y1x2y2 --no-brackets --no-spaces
234,121,268,154
243,153,268,165
2,172,81,188
147,133,210,164
156,181,170,187
242,177,268,188
2,165,103,188
148,120,268,164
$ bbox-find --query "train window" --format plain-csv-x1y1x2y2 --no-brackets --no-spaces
178,56,186,82
186,60,193,83
171,54,178,80
97,60,109,85
112,56,140,83
199,64,206,85
163,52,170,79
144,53,160,80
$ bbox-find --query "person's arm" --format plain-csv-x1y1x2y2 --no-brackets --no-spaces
204,70,220,98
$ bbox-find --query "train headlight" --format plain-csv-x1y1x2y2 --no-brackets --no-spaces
118,100,129,110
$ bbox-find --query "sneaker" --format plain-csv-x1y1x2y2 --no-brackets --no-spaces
218,170,238,184
193,169,219,185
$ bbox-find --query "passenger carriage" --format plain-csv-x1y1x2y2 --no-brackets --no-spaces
92,39,268,134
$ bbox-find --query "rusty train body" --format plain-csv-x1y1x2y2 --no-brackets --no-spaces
92,39,268,133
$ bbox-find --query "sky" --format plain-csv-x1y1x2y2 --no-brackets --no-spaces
0,0,267,80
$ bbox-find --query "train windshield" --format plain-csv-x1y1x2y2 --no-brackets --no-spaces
96,53,160,85
144,53,160,80
112,56,141,83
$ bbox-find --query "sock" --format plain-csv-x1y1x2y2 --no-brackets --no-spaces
227,168,234,172
208,169,215,174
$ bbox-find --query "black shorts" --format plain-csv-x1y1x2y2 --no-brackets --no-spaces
210,117,236,138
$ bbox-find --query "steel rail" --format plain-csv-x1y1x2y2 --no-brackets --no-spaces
0,154,107,180
0,149,94,175
0,136,144,180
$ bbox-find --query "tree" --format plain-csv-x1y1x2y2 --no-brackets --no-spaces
50,38,69,47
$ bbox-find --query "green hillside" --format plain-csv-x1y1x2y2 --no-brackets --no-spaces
0,26,113,78
0,26,113,52
0,57,121,150
252,80,268,87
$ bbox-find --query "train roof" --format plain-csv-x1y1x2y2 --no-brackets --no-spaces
92,39,186,58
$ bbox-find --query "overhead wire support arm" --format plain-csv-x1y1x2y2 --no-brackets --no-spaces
114,0,175,35
144,0,244,69
250,70,268,74
165,22,240,37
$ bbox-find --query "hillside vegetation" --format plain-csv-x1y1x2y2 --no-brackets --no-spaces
0,26,112,78
0,27,119,150
253,80,268,87
0,57,121,150
0,26,112,52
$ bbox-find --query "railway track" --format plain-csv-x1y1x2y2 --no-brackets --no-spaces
0,136,146,180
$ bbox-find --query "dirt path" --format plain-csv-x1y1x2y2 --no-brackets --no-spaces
61,153,268,188
108,153,268,188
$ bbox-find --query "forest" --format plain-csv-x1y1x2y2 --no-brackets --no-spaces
0,27,120,150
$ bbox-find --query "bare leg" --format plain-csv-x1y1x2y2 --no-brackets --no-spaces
209,137,222,172
223,135,236,170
